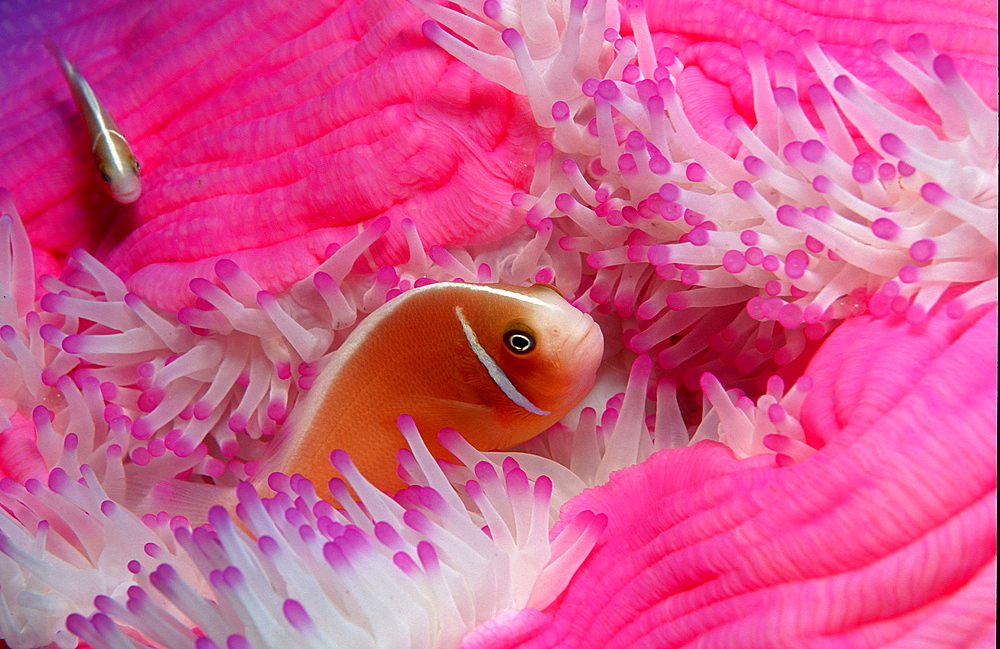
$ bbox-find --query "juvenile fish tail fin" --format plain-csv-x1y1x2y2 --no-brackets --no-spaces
41,37,78,82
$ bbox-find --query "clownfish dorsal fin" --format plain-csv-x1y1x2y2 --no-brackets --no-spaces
454,306,551,417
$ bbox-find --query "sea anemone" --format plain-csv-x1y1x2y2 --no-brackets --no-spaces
0,0,543,310
422,0,997,389
0,0,996,647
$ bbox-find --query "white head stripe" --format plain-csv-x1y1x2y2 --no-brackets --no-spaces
92,128,131,153
454,307,551,417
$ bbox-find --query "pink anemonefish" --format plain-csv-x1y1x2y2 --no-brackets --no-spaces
44,40,142,203
257,281,604,499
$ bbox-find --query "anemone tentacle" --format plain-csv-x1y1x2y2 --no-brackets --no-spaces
1,409,609,648
423,0,999,391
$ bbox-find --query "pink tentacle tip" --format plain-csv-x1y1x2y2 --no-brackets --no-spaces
60,334,85,354
552,100,570,120
657,183,679,202
811,175,833,194
214,258,240,280
852,162,874,184
773,86,797,110
171,438,197,458
267,400,287,422
898,265,920,284
204,458,226,477
131,418,153,441
909,239,936,262
436,426,464,450
144,386,165,407
597,80,620,101
870,39,893,57
723,249,747,274
906,33,931,52
501,28,523,49
37,293,61,313
945,300,967,319
188,277,216,297
283,599,313,631
932,55,958,83
793,30,817,48
47,466,70,492
733,180,755,201
420,20,444,43
832,75,855,97
483,0,500,20
743,155,767,176
871,218,900,240
685,163,706,182
228,413,247,432
906,304,928,325
801,140,826,163
741,40,763,58
192,401,212,421
369,216,391,234
803,302,825,323
329,449,354,473
879,133,906,157
920,182,948,204
64,614,89,636
256,290,276,308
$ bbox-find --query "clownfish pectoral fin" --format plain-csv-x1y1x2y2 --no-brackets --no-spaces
403,396,521,450
406,396,495,429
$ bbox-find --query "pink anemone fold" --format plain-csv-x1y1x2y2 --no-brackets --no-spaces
0,0,542,309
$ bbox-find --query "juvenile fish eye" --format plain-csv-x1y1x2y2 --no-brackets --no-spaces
504,329,535,354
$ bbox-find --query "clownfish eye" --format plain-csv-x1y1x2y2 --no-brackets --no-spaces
504,329,535,354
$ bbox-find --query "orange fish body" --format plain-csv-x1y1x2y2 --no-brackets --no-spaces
259,282,604,498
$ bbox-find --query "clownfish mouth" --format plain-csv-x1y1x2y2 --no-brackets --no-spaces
578,319,604,357
561,313,605,370
111,185,141,203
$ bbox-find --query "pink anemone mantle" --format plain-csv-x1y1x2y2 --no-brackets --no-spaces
0,0,996,648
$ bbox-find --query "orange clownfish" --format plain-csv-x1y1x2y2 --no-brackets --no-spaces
259,281,604,498
45,41,142,203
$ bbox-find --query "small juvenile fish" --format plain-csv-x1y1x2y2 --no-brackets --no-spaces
261,281,604,497
45,41,141,203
